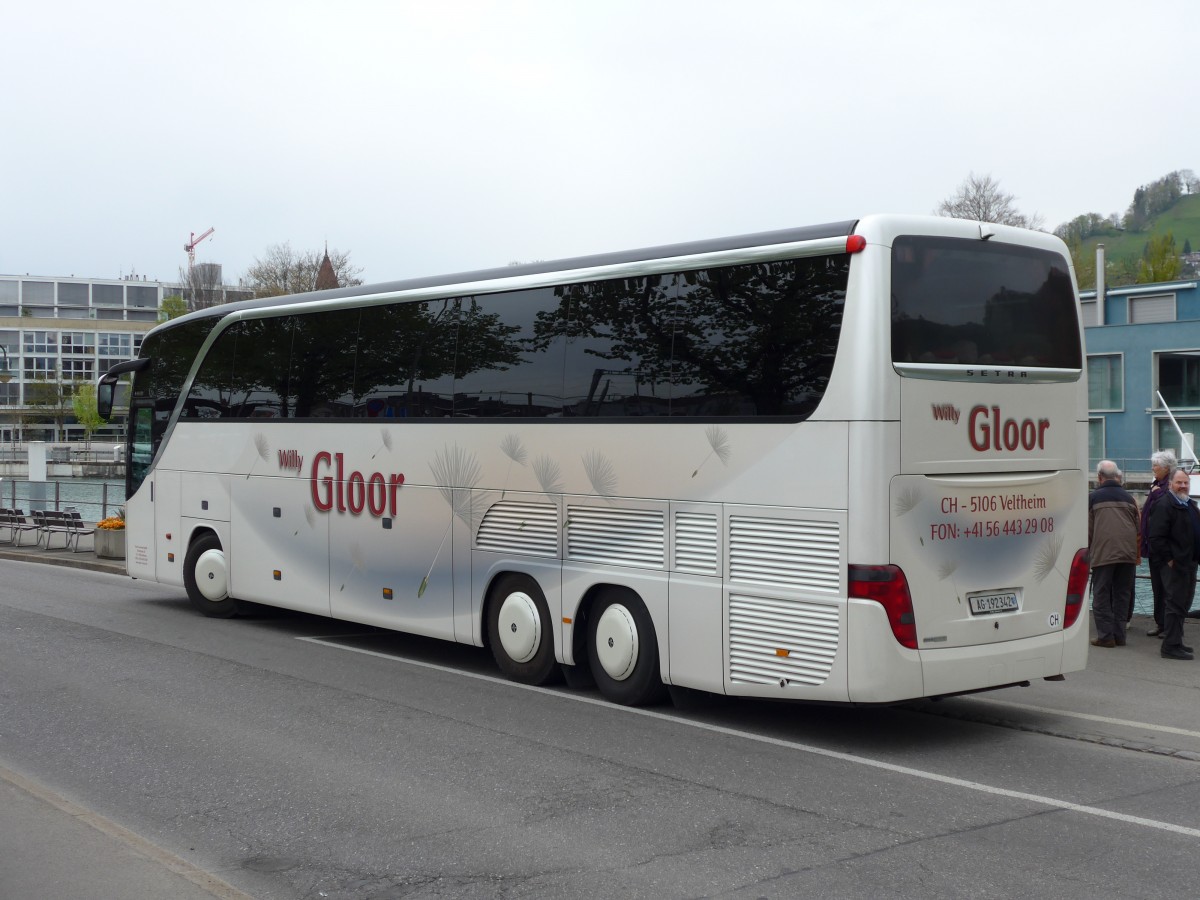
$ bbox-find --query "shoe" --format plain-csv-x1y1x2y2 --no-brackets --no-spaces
1147,627,1163,637
1115,638,1127,646
1091,638,1116,648
1161,647,1194,660
1184,644,1195,653
1185,610,1200,619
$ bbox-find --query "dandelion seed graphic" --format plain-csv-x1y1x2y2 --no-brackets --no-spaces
338,543,366,592
532,454,563,495
583,450,617,498
246,433,270,479
499,434,528,498
420,444,482,597
691,426,732,478
893,487,921,517
370,429,394,460
937,561,959,581
295,505,317,536
1033,533,1065,582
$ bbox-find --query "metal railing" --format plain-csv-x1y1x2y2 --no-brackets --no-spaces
0,478,121,523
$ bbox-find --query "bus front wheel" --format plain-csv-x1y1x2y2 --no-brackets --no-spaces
183,533,240,618
488,574,559,686
587,589,666,706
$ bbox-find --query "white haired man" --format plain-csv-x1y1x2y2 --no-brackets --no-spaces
1140,450,1177,637
1087,460,1140,647
1149,467,1199,660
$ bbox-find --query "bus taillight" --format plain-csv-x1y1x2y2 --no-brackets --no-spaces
1063,548,1089,630
848,564,917,649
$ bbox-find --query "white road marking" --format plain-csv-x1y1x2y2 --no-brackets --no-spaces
299,634,1200,840
968,696,1200,740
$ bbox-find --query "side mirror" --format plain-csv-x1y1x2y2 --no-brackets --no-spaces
96,357,150,420
96,377,116,420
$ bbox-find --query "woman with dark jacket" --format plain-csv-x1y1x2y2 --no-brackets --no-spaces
1141,450,1177,636
1148,467,1200,660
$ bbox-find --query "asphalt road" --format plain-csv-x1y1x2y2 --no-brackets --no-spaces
2,559,1199,899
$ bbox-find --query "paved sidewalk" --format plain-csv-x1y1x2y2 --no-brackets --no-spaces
0,539,126,576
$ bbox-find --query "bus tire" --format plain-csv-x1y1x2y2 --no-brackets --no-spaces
488,574,559,686
587,589,666,706
183,533,240,618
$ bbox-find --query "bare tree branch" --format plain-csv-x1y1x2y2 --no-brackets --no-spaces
935,173,1044,230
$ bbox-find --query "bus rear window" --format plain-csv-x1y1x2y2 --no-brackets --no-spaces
890,235,1081,374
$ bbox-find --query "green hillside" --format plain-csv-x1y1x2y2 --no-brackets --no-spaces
1079,193,1200,272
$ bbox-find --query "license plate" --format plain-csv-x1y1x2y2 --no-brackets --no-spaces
968,590,1019,615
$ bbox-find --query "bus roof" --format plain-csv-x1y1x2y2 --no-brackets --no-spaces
154,219,860,335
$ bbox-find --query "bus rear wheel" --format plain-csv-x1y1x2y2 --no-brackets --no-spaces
183,533,240,618
587,589,666,706
488,574,559,686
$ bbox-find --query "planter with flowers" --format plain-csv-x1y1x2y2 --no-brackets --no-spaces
95,511,126,560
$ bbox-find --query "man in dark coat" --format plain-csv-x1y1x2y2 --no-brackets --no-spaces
1148,467,1200,661
1087,460,1140,647
1140,450,1176,636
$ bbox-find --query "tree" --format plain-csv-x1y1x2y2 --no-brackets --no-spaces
25,375,72,441
936,173,1044,230
159,294,188,322
1124,171,1186,231
1139,232,1181,283
179,262,226,311
243,243,364,299
71,382,107,447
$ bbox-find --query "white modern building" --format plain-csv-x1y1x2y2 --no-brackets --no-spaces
0,271,250,442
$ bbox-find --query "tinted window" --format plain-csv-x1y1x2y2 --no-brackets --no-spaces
170,252,851,423
549,258,849,418
554,274,675,417
127,317,218,492
456,288,564,417
355,300,458,418
670,259,849,416
183,324,238,419
290,308,359,417
891,235,1081,370
228,317,292,417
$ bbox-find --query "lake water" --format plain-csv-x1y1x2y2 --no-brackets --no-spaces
0,477,125,522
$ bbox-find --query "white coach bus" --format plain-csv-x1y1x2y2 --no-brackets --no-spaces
98,215,1090,706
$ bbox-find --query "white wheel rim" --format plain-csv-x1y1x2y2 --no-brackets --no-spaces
194,548,228,601
595,604,638,681
497,591,541,664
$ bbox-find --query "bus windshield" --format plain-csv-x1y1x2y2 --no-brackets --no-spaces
890,235,1081,371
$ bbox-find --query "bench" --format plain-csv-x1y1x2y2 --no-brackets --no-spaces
42,510,96,552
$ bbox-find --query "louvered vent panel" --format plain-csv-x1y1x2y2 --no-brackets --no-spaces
674,511,718,575
729,593,839,686
728,516,840,592
475,501,559,557
567,506,664,569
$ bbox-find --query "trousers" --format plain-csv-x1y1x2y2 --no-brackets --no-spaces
1091,563,1134,643
1162,560,1197,652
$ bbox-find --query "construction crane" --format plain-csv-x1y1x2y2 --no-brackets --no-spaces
184,227,215,269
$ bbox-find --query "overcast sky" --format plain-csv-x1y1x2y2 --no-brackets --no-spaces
2,0,1193,286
